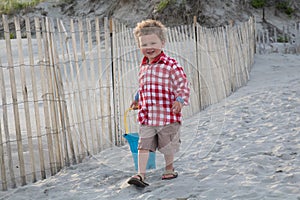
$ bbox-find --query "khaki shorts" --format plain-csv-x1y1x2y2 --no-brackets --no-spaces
138,122,181,155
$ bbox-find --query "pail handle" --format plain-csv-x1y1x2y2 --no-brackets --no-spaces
124,105,138,134
124,108,133,134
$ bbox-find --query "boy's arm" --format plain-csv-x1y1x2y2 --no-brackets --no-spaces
130,91,139,109
172,66,190,105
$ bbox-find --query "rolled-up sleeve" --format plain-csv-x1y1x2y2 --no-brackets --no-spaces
172,65,190,105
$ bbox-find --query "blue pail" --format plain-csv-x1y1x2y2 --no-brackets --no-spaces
123,133,156,171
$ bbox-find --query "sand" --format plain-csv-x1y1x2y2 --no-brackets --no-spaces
0,52,299,200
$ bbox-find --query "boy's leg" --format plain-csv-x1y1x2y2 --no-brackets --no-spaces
137,125,157,174
128,149,149,185
158,122,181,179
137,125,157,178
128,125,157,186
157,122,181,156
162,153,178,179
138,149,149,178
128,148,150,187
164,153,174,171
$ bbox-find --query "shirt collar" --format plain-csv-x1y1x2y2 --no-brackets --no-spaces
141,51,166,65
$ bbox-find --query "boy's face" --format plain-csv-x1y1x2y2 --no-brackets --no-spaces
138,34,165,63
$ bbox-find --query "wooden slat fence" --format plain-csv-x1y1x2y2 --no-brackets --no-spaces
0,15,255,190
112,17,255,144
256,22,300,54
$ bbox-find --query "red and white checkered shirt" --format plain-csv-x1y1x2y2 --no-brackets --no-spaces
137,52,190,126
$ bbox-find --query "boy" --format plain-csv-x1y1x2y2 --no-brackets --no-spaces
127,19,190,187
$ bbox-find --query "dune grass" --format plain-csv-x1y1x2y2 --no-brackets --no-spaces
0,0,44,15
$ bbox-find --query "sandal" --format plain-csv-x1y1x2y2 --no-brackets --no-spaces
162,170,178,180
127,174,149,187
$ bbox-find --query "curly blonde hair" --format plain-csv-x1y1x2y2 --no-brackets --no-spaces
133,19,167,47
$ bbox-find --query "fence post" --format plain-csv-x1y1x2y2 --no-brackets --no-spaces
109,18,119,146
104,17,113,147
37,17,56,176
95,17,105,151
15,16,37,183
0,17,15,189
58,19,78,164
45,17,63,172
70,18,88,162
297,23,300,53
86,18,99,154
48,18,73,167
3,14,26,187
193,16,202,111
0,73,8,191
254,16,257,54
77,19,92,156
25,17,47,179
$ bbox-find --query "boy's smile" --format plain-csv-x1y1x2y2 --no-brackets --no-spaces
138,34,165,63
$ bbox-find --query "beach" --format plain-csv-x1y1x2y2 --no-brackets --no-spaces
0,53,299,200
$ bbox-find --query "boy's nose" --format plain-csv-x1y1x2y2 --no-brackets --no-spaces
145,46,159,50
141,47,153,51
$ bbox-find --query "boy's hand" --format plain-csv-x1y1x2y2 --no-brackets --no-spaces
172,101,183,114
130,100,139,110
